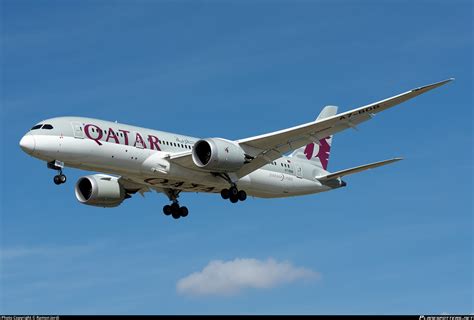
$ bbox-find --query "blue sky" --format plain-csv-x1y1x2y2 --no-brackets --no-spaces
1,0,472,315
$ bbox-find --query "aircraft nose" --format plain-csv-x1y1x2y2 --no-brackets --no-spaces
19,134,36,154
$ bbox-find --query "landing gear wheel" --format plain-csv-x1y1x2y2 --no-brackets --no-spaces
163,205,172,216
221,189,229,199
171,211,181,219
230,194,239,203
229,186,238,197
180,206,189,217
224,185,247,203
171,202,180,212
53,175,62,185
238,190,247,201
59,174,67,184
171,203,181,219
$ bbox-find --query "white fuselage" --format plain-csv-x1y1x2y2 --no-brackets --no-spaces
20,117,337,198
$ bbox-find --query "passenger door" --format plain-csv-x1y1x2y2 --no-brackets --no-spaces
295,164,303,178
71,122,84,139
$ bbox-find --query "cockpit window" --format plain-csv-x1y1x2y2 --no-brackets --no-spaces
31,124,43,130
42,124,53,130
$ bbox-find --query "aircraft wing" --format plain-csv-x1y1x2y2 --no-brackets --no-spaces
234,78,453,178
169,79,453,178
316,157,403,181
167,150,195,169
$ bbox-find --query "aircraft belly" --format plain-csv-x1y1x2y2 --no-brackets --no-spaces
141,176,224,193
239,169,290,197
139,152,226,192
240,169,328,198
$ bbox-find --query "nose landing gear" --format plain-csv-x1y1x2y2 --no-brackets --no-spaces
48,160,66,185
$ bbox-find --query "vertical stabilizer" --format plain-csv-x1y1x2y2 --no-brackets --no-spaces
290,105,338,170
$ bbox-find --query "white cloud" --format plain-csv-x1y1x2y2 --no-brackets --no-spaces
176,258,319,296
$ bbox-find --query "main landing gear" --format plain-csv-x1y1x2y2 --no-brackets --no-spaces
48,160,66,185
163,202,188,220
220,186,247,203
162,189,189,220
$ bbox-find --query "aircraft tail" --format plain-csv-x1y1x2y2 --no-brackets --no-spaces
290,105,338,170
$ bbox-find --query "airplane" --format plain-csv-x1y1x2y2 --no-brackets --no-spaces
19,79,453,219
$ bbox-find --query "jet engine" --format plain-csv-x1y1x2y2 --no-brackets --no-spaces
75,174,126,208
192,138,248,172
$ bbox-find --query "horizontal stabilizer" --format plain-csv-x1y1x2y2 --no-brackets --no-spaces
316,157,403,181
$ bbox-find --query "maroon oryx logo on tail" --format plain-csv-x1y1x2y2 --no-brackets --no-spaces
303,137,331,170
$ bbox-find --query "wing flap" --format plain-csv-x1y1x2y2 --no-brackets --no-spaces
317,157,403,181
168,150,196,169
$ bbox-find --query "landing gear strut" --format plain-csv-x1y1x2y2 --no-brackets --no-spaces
48,160,66,185
162,189,189,219
221,185,247,203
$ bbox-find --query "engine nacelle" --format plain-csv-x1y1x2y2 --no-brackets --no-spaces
192,138,247,172
75,174,125,208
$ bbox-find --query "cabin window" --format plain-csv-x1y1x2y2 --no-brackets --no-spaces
31,124,43,130
42,124,54,130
